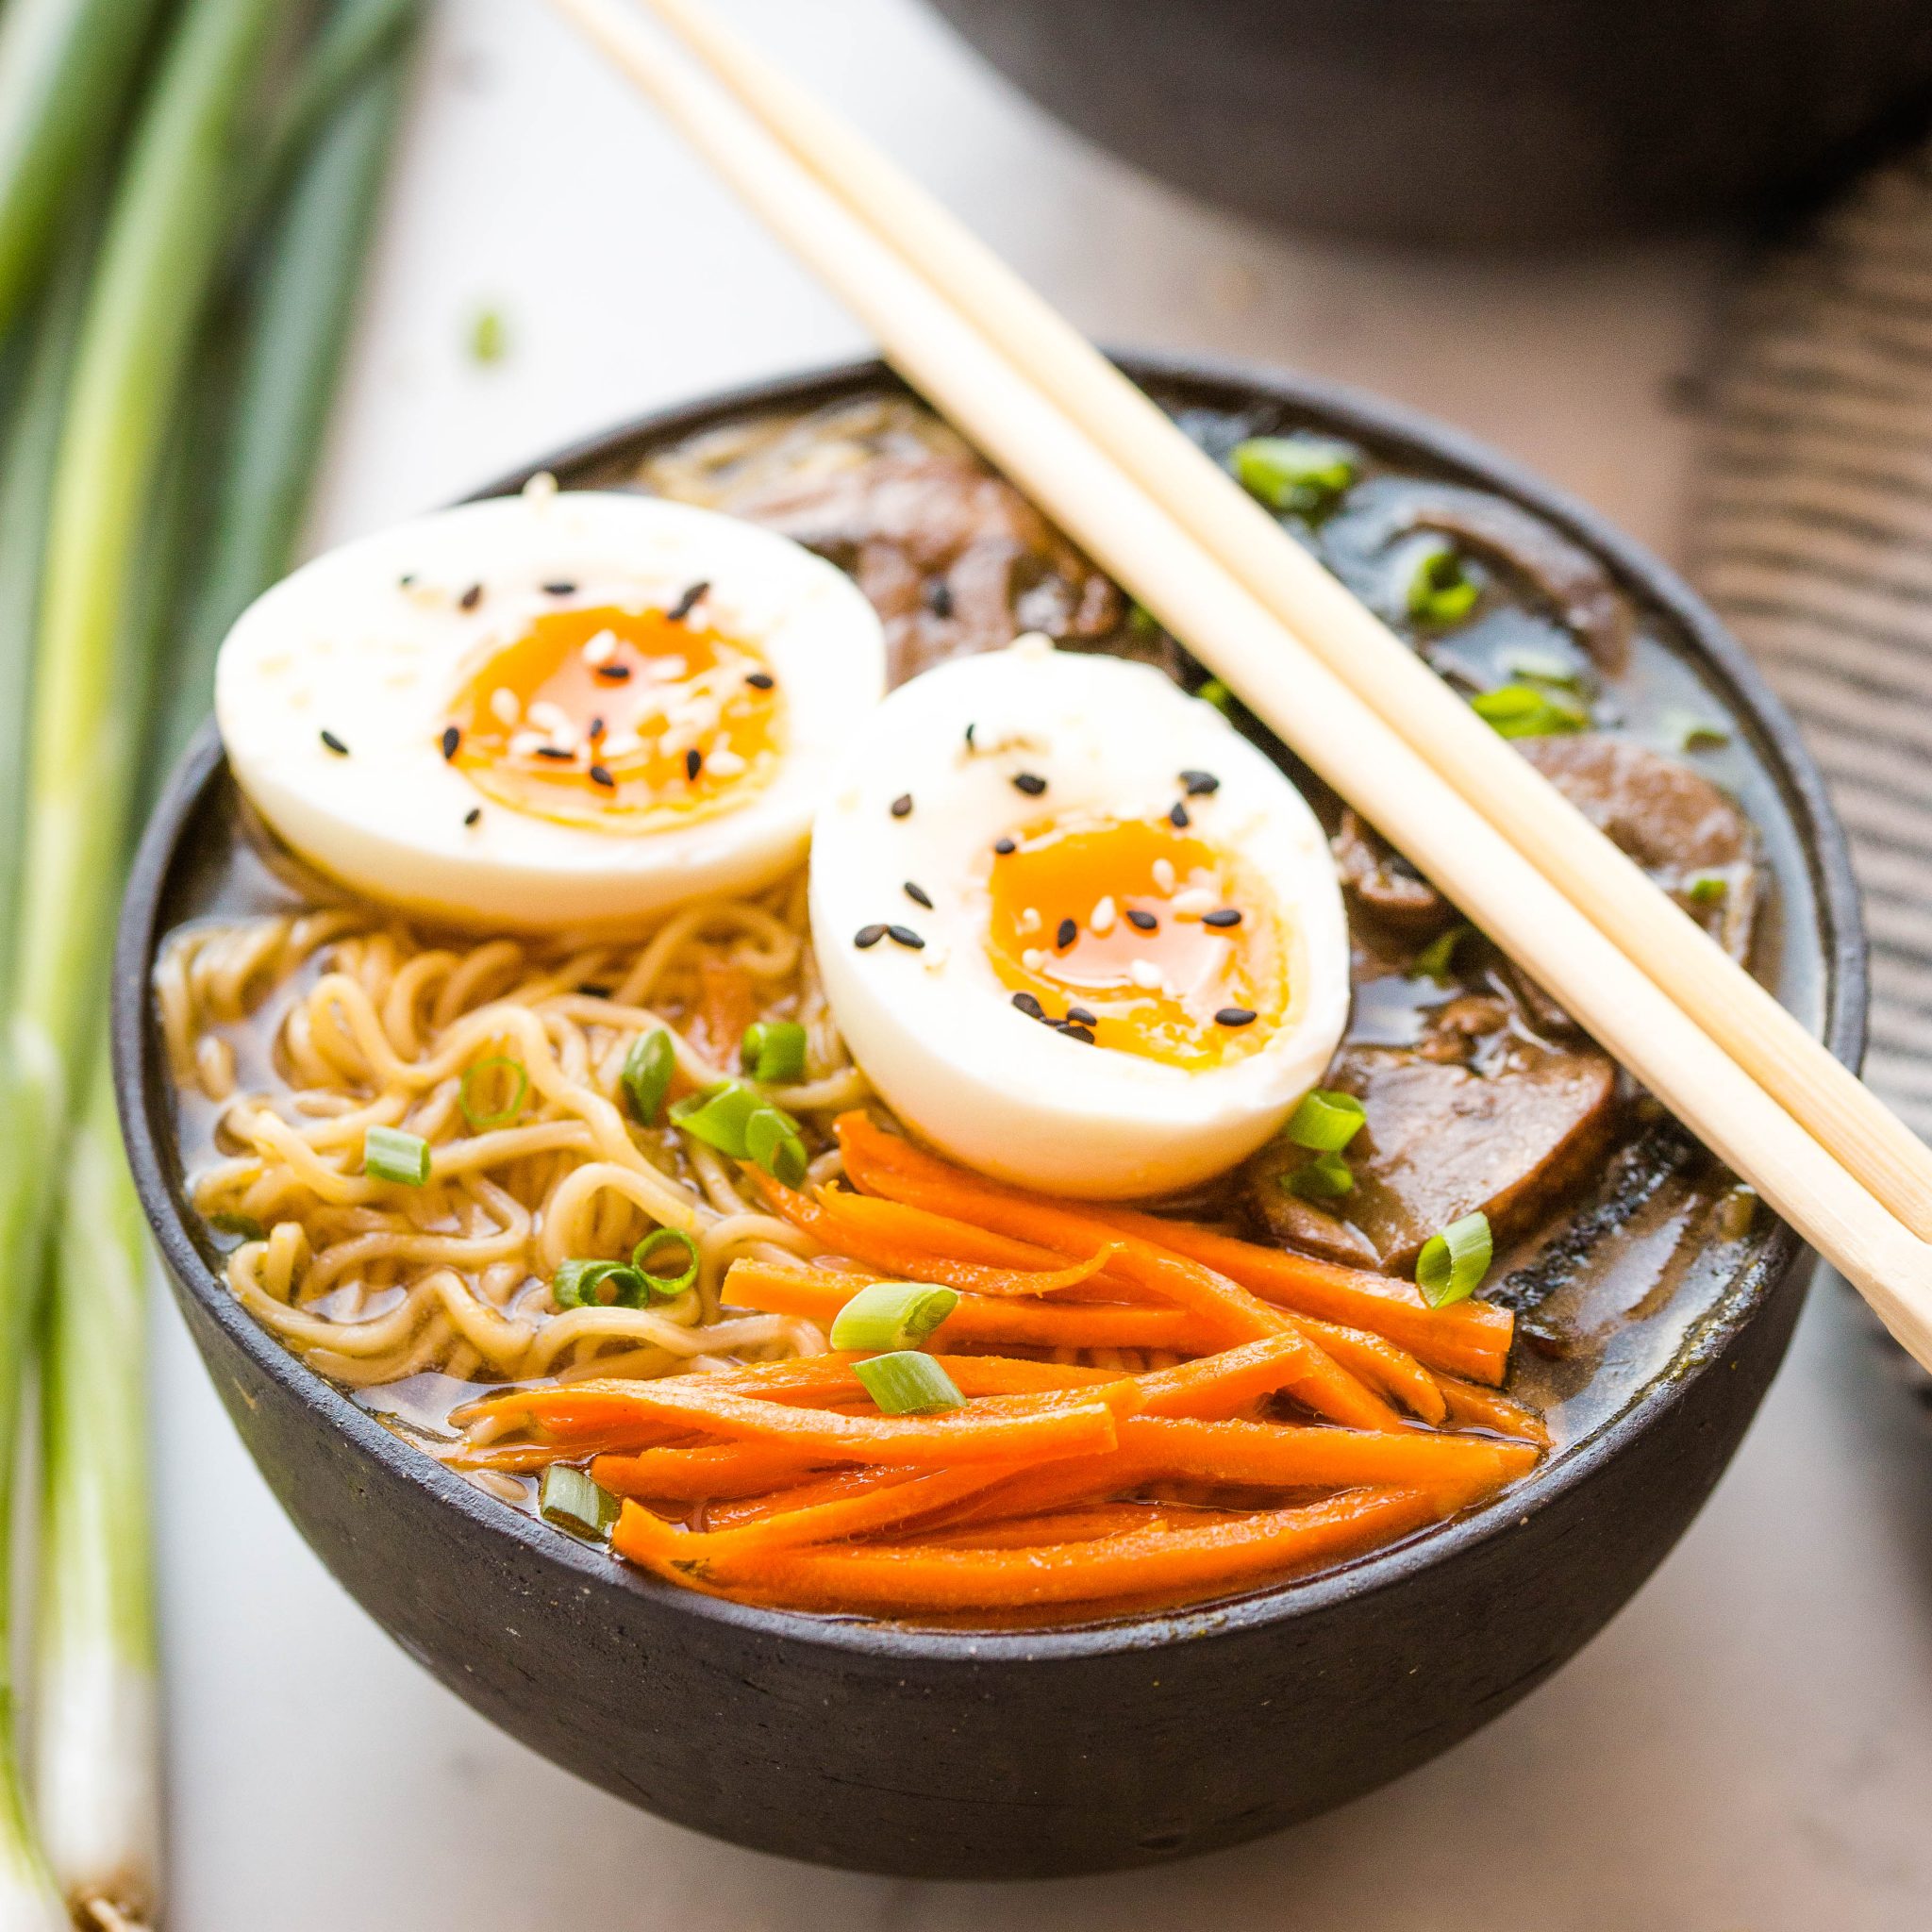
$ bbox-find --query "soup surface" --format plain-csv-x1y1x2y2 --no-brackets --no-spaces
155,385,1808,1626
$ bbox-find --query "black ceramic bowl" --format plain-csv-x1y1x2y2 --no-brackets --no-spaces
924,0,1932,244
113,355,1864,1878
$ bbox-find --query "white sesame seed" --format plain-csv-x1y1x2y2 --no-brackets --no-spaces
1018,907,1042,936
1090,895,1118,936
601,731,642,758
508,729,546,758
582,630,618,666
527,700,572,735
1152,858,1177,892
1022,948,1046,972
708,747,747,778
652,656,689,681
1172,887,1215,916
523,470,558,502
490,687,521,725
1129,958,1164,990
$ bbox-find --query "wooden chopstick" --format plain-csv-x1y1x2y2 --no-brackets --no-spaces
629,0,1932,1245
542,0,1932,1368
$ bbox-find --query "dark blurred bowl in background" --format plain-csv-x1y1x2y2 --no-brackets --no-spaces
923,0,1932,245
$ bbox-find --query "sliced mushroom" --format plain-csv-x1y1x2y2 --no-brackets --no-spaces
1332,809,1455,938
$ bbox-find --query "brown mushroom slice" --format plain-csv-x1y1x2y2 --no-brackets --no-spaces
1518,733,1759,961
1321,1041,1619,1274
1331,809,1455,938
1242,1135,1385,1268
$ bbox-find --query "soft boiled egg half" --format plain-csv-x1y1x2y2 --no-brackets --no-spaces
216,485,886,929
810,638,1350,1197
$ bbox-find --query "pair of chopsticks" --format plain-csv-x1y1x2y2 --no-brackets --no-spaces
545,0,1932,1368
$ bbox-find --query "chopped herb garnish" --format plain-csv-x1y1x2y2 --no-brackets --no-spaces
741,1019,808,1085
1416,1211,1493,1307
1285,1089,1366,1152
1403,540,1480,627
622,1028,675,1123
1230,434,1358,516
364,1124,430,1187
829,1281,958,1354
1287,1151,1356,1200
855,1350,964,1415
1471,682,1588,739
459,1056,528,1131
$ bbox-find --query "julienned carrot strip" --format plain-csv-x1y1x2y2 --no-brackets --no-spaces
695,954,758,1068
923,1506,1176,1549
716,1353,1120,1400
1435,1373,1551,1446
1089,1205,1514,1384
756,1174,1134,1300
723,1257,1213,1351
673,1488,1442,1611
835,1113,1286,1344
483,1374,1134,1465
591,1441,825,1501
942,1415,1537,1525
1297,1319,1448,1424
614,1464,1010,1567
1129,1330,1395,1429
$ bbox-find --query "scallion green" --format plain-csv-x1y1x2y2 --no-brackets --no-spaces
1286,1151,1356,1200
744,1105,808,1188
1416,1210,1493,1307
631,1226,700,1299
538,1464,620,1540
363,1124,430,1187
552,1258,648,1311
458,1055,526,1130
622,1026,675,1124
855,1350,965,1416
1470,681,1588,739
828,1281,958,1354
1687,872,1728,907
1230,434,1357,516
1402,540,1480,627
741,1017,808,1084
1194,676,1234,715
1284,1088,1365,1153
1412,923,1470,984
668,1078,762,1156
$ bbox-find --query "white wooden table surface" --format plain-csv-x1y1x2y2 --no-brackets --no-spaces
158,3,1932,1924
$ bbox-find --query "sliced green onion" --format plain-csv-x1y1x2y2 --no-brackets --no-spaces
1403,540,1481,627
1662,708,1730,752
363,1124,429,1186
745,1105,808,1188
622,1026,675,1125
1687,871,1728,906
1126,601,1160,637
854,1350,965,1415
1285,1088,1366,1152
468,305,508,365
741,1018,808,1085
1286,1151,1356,1200
207,1211,265,1243
829,1281,959,1353
1231,434,1357,516
552,1258,647,1311
668,1078,762,1157
1194,676,1234,715
458,1054,526,1130
1416,1210,1493,1307
538,1464,619,1540
1503,645,1588,691
1412,923,1471,983
631,1226,700,1299
1470,682,1587,739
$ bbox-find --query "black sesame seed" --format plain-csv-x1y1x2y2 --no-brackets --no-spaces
589,763,616,790
993,837,1016,856
1011,991,1045,1019
535,744,575,761
890,792,913,819
1058,1023,1096,1044
542,580,576,596
965,722,976,749
1056,917,1077,949
1066,1006,1097,1026
855,924,888,949
398,573,416,588
463,807,482,827
1202,908,1242,928
595,663,632,682
1013,772,1047,796
904,881,933,908
886,924,925,949
320,730,349,756
684,747,703,780
667,579,710,624
1179,769,1220,796
1125,908,1158,932
746,671,775,691
441,724,460,761
458,582,483,610
588,715,606,739
1169,800,1191,828
1214,1006,1257,1027
925,579,954,618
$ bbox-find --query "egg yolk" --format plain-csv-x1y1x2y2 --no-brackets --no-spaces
984,813,1284,1070
444,603,783,832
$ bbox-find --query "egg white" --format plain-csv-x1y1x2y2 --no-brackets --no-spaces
215,488,886,930
809,639,1351,1198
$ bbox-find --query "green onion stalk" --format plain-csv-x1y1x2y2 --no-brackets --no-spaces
0,0,170,341
0,0,288,1917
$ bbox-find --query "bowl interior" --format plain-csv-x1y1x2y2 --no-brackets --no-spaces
114,354,1866,1661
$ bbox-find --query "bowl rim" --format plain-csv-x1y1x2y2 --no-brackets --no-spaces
113,350,1868,1665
